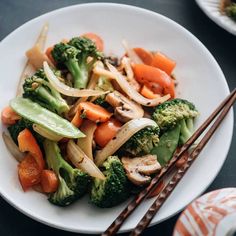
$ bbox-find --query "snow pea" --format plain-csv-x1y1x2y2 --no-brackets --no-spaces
151,124,181,166
10,97,84,139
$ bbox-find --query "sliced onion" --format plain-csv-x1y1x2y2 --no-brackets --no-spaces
68,72,101,117
95,118,157,166
122,39,143,64
106,62,170,107
77,120,97,160
16,23,49,97
67,140,105,180
121,56,134,81
93,66,116,79
2,132,24,162
43,62,108,97
33,124,63,141
26,44,54,70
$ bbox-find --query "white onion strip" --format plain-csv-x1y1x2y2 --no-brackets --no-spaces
2,132,24,162
77,120,97,160
67,140,105,180
122,39,143,64
106,62,170,107
16,23,49,97
43,62,108,97
95,118,157,166
33,124,63,141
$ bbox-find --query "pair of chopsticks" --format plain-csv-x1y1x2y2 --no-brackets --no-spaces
102,88,236,236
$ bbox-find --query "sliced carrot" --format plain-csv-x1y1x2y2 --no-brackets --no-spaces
152,52,176,75
71,107,83,128
144,82,164,95
140,85,160,99
1,106,20,125
18,154,41,191
18,129,45,171
164,79,175,98
79,102,112,123
45,46,56,65
94,118,122,147
132,64,175,98
133,48,154,65
41,170,59,193
147,180,165,198
81,33,104,51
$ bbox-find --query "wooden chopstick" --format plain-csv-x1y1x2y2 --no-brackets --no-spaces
102,88,236,236
130,89,236,236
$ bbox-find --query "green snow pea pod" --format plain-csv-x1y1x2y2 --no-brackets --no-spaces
151,124,181,166
10,97,84,139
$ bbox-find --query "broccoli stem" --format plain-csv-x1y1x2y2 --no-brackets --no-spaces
44,140,73,175
36,86,68,114
66,59,88,89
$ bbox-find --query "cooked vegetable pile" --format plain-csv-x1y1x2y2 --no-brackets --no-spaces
1,32,199,208
220,0,236,22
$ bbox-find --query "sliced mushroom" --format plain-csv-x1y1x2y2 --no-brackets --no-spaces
121,155,161,186
105,90,144,123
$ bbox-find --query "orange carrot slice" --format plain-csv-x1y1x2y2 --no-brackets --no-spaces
41,170,59,193
79,102,112,123
152,52,176,75
133,48,154,65
18,154,41,191
94,118,122,147
133,64,175,98
18,129,45,171
140,85,160,99
1,106,20,125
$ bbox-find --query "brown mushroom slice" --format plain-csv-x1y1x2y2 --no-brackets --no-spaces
121,155,161,185
105,90,144,123
128,171,151,186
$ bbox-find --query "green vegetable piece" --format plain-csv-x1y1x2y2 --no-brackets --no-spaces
151,124,181,166
44,140,90,206
10,97,84,139
226,3,236,22
90,156,130,208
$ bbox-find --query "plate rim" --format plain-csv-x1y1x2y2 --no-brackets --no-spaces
0,2,234,234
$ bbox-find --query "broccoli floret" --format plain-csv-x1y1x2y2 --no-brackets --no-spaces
51,37,103,89
43,139,90,207
8,118,44,146
90,156,129,208
23,69,69,115
226,3,236,22
120,126,160,156
152,98,199,145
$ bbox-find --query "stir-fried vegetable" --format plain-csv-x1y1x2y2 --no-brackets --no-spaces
2,32,199,209
95,118,158,166
10,97,84,139
106,62,171,106
67,140,105,180
77,120,97,159
43,61,108,97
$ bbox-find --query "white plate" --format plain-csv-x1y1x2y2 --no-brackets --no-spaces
196,0,236,35
0,3,233,234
